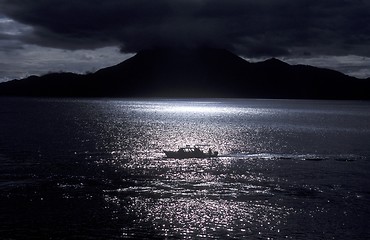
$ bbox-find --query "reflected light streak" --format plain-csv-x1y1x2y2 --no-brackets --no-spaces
158,104,259,115
163,105,224,114
124,100,268,116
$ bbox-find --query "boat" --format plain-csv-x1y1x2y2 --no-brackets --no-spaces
163,145,218,159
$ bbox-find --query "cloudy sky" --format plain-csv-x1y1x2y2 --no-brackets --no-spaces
1,0,370,82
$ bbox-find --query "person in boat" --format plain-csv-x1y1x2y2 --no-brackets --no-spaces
194,147,201,154
208,148,212,155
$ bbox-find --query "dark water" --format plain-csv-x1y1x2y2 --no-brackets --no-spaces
1,97,370,239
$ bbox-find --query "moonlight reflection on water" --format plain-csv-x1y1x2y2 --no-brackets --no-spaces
102,157,290,239
102,100,272,158
91,99,369,239
92,100,293,238
1,98,370,239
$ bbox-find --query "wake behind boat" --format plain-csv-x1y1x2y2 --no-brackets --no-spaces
164,145,218,159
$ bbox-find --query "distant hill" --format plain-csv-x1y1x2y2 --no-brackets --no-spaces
0,48,369,99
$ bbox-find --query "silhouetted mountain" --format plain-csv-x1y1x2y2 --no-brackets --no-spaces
0,48,369,99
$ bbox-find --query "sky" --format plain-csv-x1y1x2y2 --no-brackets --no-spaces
1,0,370,82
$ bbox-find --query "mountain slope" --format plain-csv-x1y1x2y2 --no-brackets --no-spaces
0,48,369,99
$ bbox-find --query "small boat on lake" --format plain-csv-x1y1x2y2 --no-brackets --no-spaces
164,145,218,159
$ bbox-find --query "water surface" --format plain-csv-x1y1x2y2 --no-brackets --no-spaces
0,98,370,239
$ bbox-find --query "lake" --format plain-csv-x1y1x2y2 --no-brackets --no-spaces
1,97,370,239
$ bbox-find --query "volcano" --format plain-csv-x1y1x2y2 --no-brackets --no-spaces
0,48,369,99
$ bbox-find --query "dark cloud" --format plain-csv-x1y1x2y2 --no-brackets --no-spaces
1,0,370,57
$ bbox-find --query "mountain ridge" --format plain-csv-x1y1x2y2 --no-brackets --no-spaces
0,48,369,99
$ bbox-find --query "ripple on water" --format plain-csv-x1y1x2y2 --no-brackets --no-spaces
103,194,291,239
